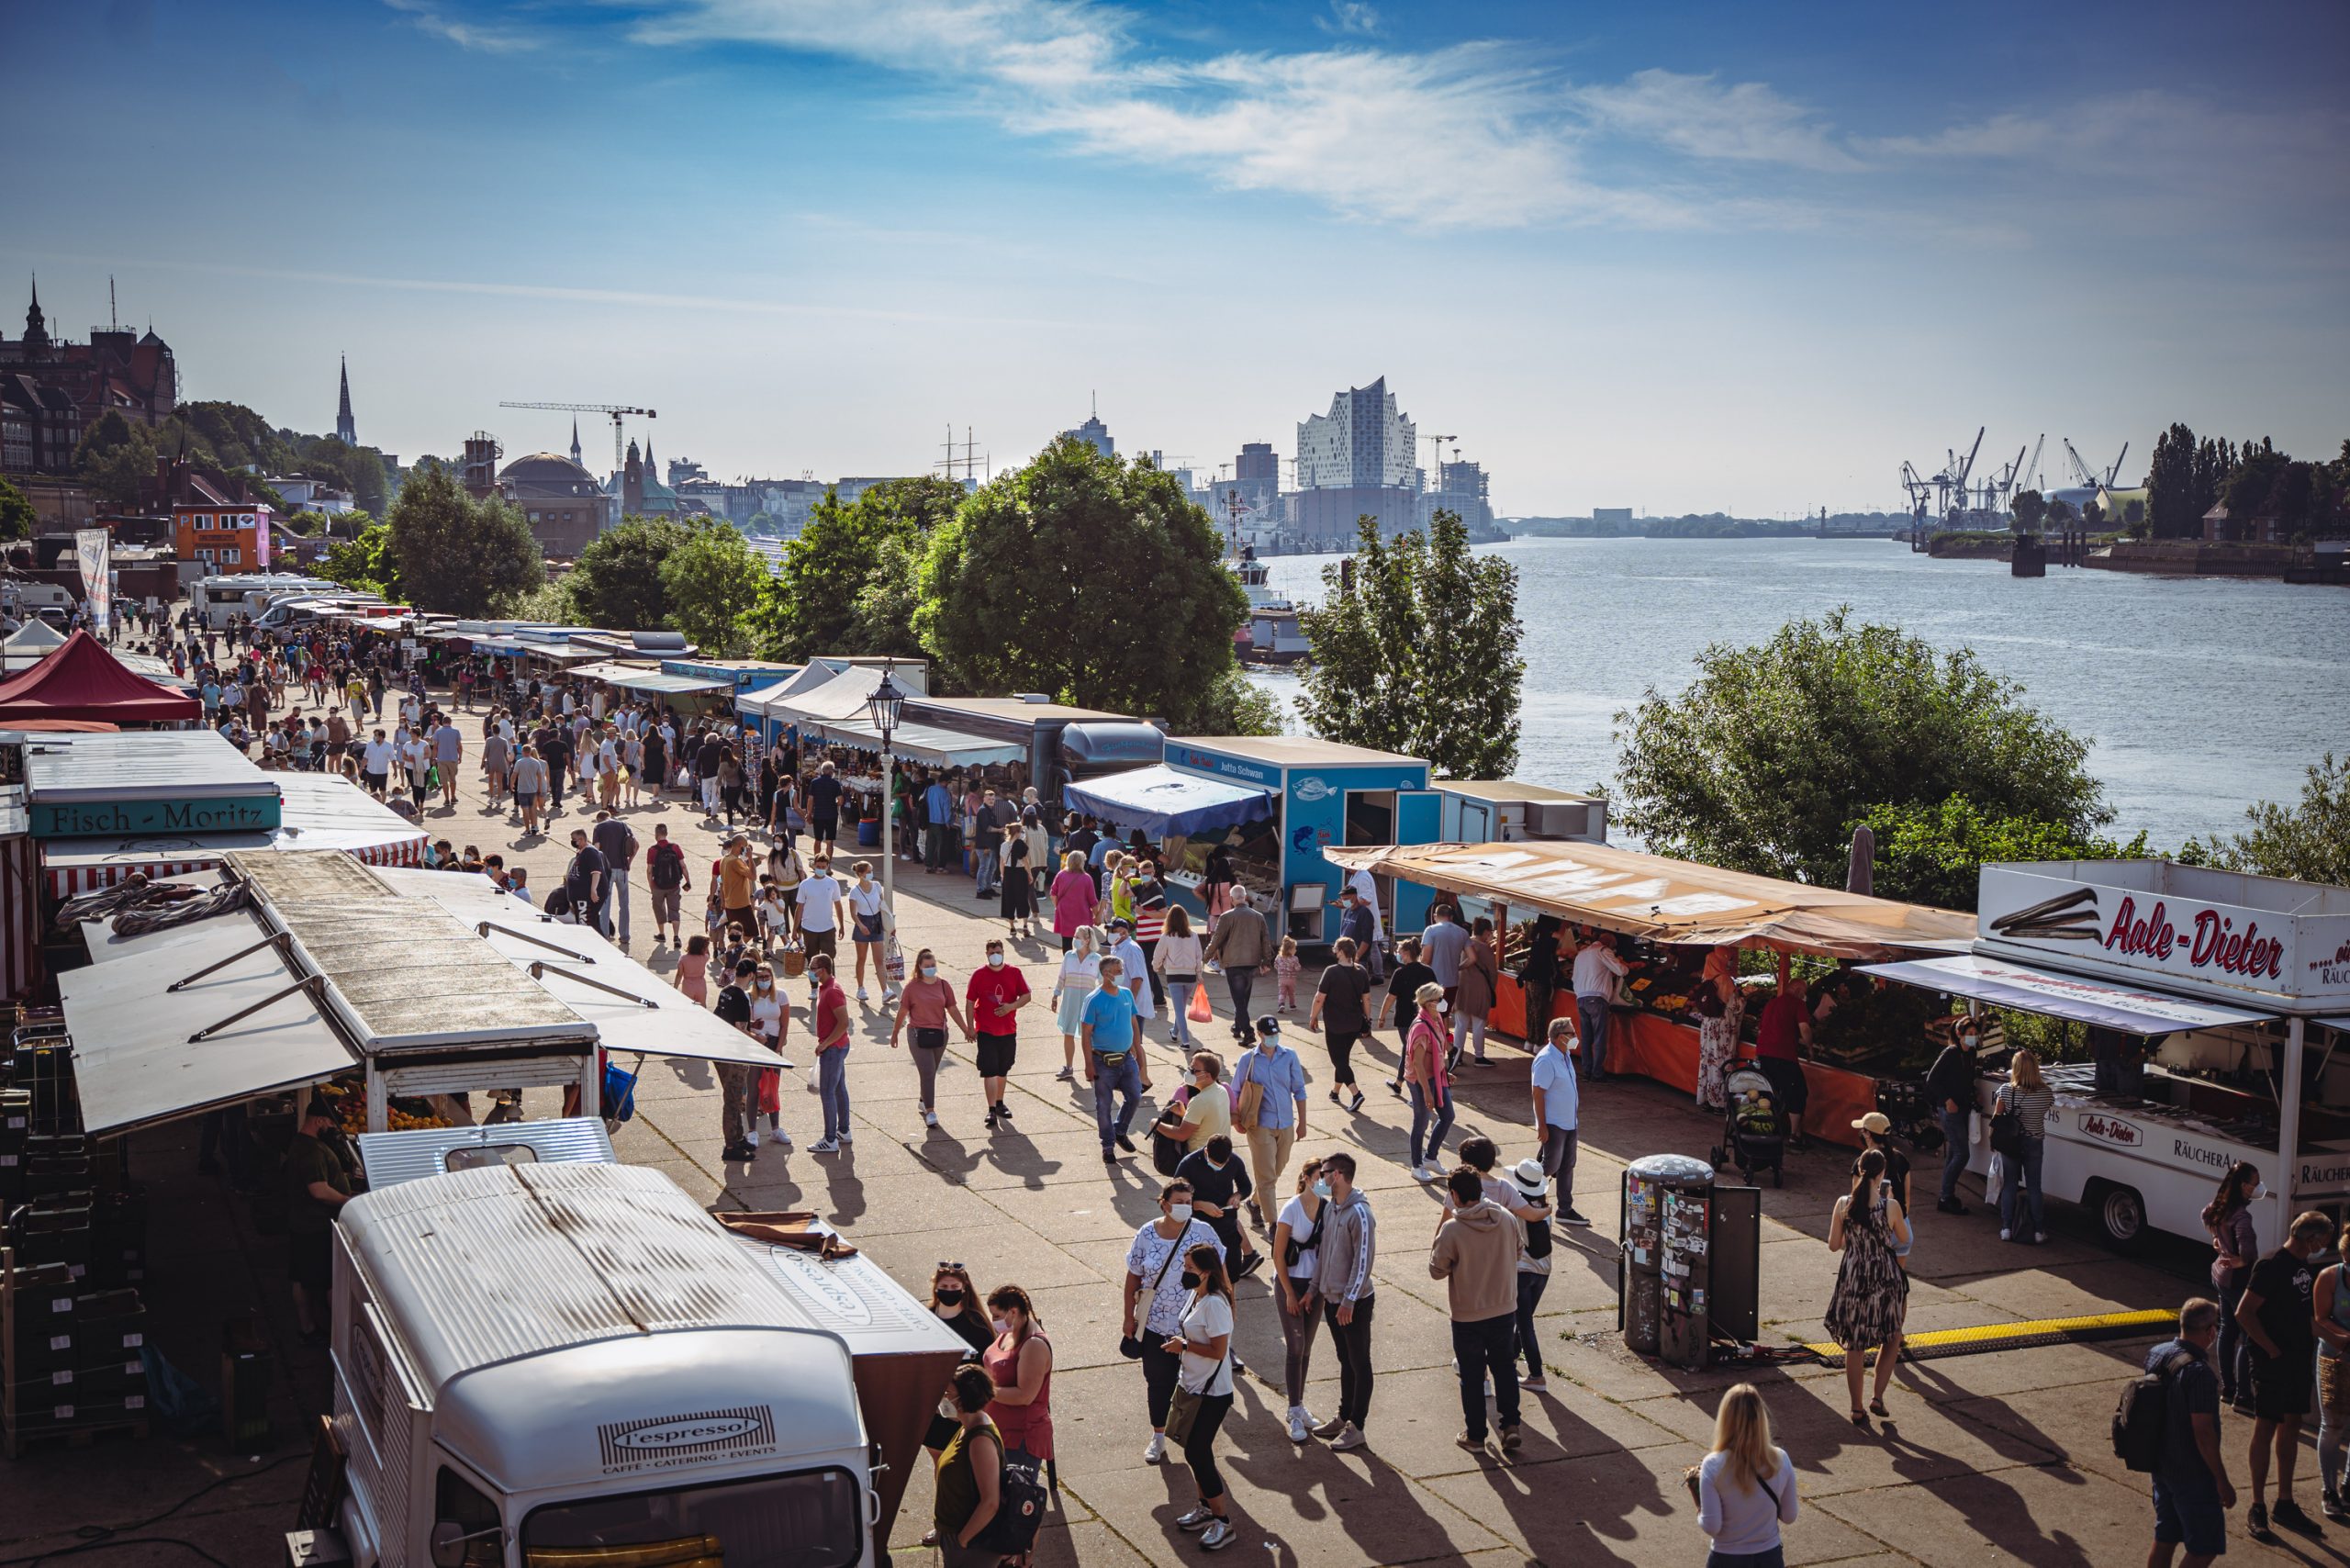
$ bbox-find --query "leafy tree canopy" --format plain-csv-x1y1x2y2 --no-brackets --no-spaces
560,516,699,630
913,440,1246,724
1857,795,2149,912
381,466,543,618
2181,753,2350,887
1295,510,1525,778
317,522,396,598
0,476,35,543
752,476,963,662
1612,608,2110,885
658,525,768,657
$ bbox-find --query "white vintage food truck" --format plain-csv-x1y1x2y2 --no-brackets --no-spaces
1867,859,2350,1250
302,1144,966,1568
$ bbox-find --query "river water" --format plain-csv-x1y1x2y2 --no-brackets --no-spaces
1246,536,2347,852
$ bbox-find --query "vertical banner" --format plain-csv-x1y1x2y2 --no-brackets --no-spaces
73,528,111,636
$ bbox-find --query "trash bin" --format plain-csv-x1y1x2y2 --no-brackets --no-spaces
1621,1154,1761,1372
1620,1153,1709,1355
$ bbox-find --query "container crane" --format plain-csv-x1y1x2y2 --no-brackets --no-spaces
2062,437,2099,490
498,402,658,470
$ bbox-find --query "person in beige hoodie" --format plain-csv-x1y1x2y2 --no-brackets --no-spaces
1430,1164,1525,1452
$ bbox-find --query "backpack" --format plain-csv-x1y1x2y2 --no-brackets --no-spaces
2114,1350,2189,1473
647,842,686,890
969,1435,1050,1553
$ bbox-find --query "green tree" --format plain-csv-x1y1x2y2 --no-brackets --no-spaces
2122,498,2147,540
913,439,1246,724
2009,488,2046,532
2146,421,2200,538
561,516,695,629
1612,608,2110,885
659,525,768,656
843,532,931,662
382,466,543,617
318,522,396,596
2082,498,2105,531
2181,753,2350,886
752,477,963,661
2223,438,2285,526
0,476,35,542
1295,510,1525,777
1857,795,2150,912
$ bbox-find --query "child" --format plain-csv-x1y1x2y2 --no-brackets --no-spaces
703,887,726,943
1275,935,1302,1012
674,935,711,1007
755,875,790,953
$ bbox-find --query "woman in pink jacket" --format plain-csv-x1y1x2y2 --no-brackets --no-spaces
1048,850,1099,952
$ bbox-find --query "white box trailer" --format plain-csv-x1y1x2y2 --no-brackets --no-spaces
314,1158,965,1568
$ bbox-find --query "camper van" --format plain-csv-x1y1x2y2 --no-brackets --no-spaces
189,573,340,628
307,1150,965,1568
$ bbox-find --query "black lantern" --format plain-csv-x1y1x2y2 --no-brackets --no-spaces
866,662,906,735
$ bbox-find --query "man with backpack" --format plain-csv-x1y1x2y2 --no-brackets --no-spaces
2124,1296,2233,1567
645,823,688,949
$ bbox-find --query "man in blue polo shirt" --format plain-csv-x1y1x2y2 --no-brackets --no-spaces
1081,957,1145,1168
923,775,958,871
1231,1014,1310,1228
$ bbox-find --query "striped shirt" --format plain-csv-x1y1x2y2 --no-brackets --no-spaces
1996,1082,2056,1138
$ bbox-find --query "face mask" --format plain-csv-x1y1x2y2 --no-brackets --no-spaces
938,1396,958,1419
2251,1182,2268,1201
934,1287,964,1305
988,954,1005,969
1963,1033,1979,1048
922,965,938,979
990,1316,1011,1337
1180,1270,1203,1291
1312,1179,1332,1200
1258,1037,1276,1053
1168,1203,1193,1224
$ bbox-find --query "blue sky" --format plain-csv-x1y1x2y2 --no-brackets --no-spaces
6,0,2345,515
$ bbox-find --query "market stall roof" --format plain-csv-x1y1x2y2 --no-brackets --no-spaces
744,663,898,725
0,630,201,724
1322,840,1976,959
1168,734,1427,769
1065,763,1273,838
56,921,356,1135
803,714,1023,767
24,729,275,803
1861,953,2277,1035
912,694,1130,727
565,661,729,696
39,770,425,898
1,619,66,674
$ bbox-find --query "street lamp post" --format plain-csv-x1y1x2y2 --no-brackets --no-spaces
865,661,909,946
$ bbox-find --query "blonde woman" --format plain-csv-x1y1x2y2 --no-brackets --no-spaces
1695,1383,1798,1567
1995,1048,2056,1244
1051,924,1104,1081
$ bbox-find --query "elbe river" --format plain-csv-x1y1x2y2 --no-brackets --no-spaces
1247,535,2348,853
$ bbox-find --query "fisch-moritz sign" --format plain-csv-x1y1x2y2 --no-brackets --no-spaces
30,795,282,838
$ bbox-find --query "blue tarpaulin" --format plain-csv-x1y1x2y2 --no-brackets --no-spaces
1065,765,1271,839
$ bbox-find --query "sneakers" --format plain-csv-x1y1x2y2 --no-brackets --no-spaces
1562,1207,1592,1226
2272,1498,2319,1534
839,1129,853,1144
722,1142,755,1161
1143,1432,1167,1464
810,1138,841,1153
1234,1252,1267,1282
1936,1198,1969,1215
1311,1415,1348,1439
1200,1518,1235,1551
767,1128,792,1148
1455,1431,1486,1451
2249,1501,2272,1540
2324,1491,2346,1522
1175,1505,1215,1531
995,1103,1013,1121
2034,1231,2048,1244
1998,1228,2012,1242
1115,1135,1137,1154
1287,1408,1311,1443
1328,1422,1367,1450
1056,1066,1074,1081
922,1110,938,1127
1413,1165,1437,1183
856,986,869,1002
1521,1374,1548,1393
1500,1424,1523,1450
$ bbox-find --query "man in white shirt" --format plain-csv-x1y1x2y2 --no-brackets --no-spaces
360,730,396,799
1348,867,1385,945
795,860,845,972
1571,931,1630,1081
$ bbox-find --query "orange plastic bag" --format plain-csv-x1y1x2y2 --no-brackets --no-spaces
1188,984,1214,1025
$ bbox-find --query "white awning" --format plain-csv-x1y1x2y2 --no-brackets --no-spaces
807,715,1022,767
1862,953,2277,1035
742,665,886,726
566,662,729,695
57,922,355,1135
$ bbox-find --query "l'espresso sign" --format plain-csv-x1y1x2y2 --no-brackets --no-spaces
29,793,281,839
1979,867,2350,1003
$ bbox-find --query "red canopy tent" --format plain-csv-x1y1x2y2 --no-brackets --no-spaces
0,631,200,725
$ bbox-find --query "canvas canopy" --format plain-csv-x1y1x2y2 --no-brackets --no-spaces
1860,953,2277,1036
742,664,890,726
1323,839,1976,960
804,714,1022,767
0,630,200,724
1065,764,1272,838
1,619,67,675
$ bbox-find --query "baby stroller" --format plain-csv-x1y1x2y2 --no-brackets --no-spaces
1710,1065,1785,1187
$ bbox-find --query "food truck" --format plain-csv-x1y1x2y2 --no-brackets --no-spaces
305,1152,965,1568
1866,860,2350,1250
1156,736,1434,946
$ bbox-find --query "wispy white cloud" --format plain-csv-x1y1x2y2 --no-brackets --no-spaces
1317,1,1379,37
382,0,540,54
1574,69,1862,172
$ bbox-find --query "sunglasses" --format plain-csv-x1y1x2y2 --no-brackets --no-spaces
936,1260,967,1271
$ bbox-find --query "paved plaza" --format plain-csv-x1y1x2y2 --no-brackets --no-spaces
2,740,2333,1567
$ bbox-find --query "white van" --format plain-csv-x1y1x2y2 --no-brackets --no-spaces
308,1157,965,1568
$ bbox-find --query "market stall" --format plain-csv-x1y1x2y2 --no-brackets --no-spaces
1063,762,1274,914
0,630,201,727
565,658,733,718
1865,859,2350,1249
1325,839,1977,1148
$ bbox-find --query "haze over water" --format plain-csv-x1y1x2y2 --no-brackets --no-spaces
1248,536,2347,854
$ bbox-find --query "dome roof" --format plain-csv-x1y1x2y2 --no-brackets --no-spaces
498,451,605,500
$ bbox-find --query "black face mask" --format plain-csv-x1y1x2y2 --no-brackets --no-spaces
934,1287,965,1305
1180,1270,1203,1290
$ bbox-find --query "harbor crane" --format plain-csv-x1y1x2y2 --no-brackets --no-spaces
498,402,657,470
2062,438,2131,491
1936,426,1985,520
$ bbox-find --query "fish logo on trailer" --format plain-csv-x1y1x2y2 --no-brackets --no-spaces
1292,776,1333,802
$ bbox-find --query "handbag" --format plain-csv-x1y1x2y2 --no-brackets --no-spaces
779,935,807,980
968,1439,1049,1554
1119,1233,1186,1359
1165,1386,1204,1445
1231,1055,1264,1135
1988,1090,2025,1159
806,1058,822,1094
884,937,906,987
1152,1095,1192,1178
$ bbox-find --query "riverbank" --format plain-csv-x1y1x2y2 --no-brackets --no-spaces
2086,539,2344,580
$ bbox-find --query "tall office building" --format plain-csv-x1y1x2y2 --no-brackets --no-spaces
1295,376,1415,489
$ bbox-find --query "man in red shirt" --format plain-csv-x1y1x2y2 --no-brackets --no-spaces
1753,973,1813,1150
965,936,1032,1129
810,954,854,1153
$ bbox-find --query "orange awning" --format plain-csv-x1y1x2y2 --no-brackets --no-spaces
1326,840,1975,960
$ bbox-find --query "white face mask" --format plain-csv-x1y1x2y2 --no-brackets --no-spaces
938,1396,958,1420
990,1316,1011,1337
987,954,1005,969
1258,1036,1277,1053
1963,1033,1979,1048
1168,1203,1193,1223
2251,1182,2268,1201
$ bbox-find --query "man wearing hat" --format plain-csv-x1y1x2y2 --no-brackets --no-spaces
285,1096,357,1341
1231,1014,1311,1227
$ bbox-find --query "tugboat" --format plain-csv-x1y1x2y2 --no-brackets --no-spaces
1219,490,1307,666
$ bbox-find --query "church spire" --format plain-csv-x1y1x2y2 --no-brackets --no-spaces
24,274,50,349
570,417,583,466
335,355,356,444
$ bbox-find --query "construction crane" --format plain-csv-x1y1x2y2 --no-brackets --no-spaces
2101,441,2132,487
1935,427,1985,521
498,402,657,470
1899,460,1936,519
1420,433,1456,487
2020,433,2045,496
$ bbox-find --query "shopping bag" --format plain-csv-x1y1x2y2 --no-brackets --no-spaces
1984,1150,2007,1205
602,1060,639,1124
1188,985,1214,1025
807,1060,822,1094
757,1069,781,1114
884,937,907,987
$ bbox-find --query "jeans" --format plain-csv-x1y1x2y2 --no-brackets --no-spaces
1277,1279,1322,1406
1451,1313,1520,1440
818,1047,850,1142
1576,994,1611,1077
1539,1125,1578,1199
1167,980,1198,1047
1184,1390,1236,1500
1091,1050,1143,1153
1323,1294,1376,1428
1224,968,1258,1039
1408,1082,1455,1168
2217,1275,2252,1403
1937,1108,1971,1203
1998,1133,2046,1236
1514,1271,1550,1378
